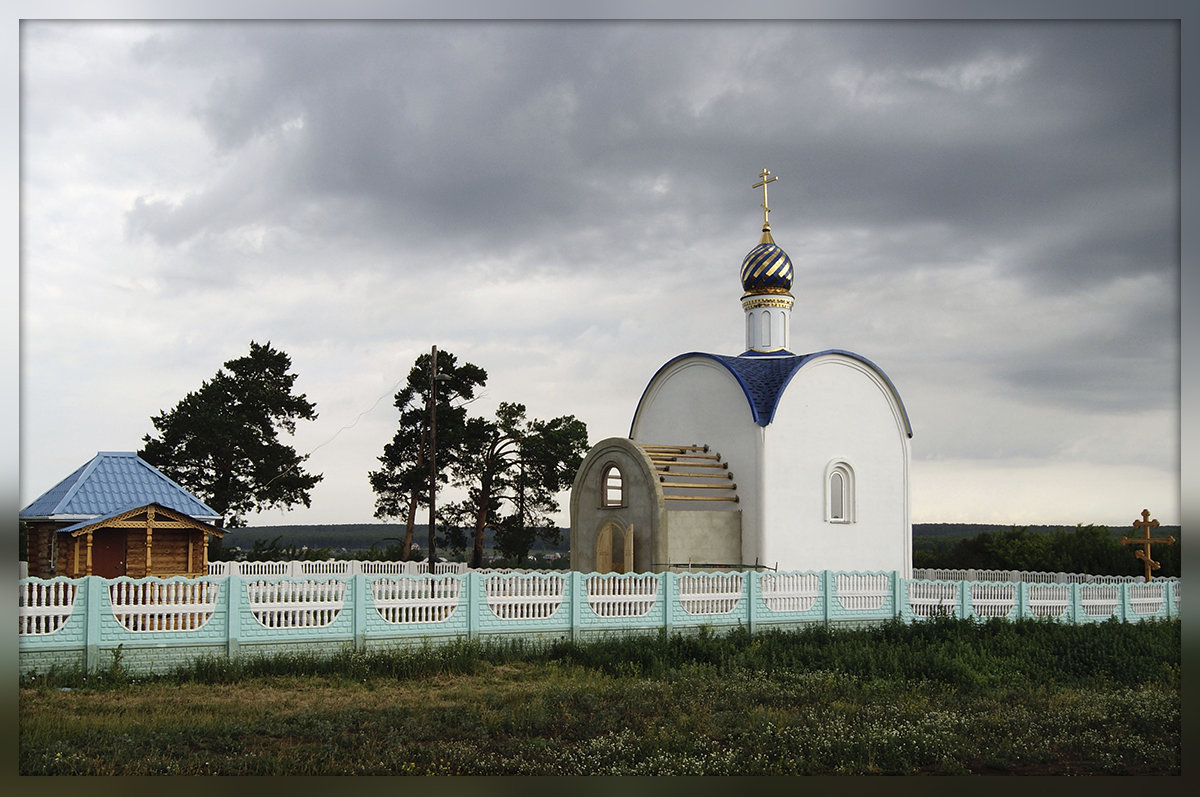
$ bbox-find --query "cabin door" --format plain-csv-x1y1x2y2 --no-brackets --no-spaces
595,522,634,574
91,529,127,578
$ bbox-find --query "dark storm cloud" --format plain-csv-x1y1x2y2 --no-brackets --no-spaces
121,22,1175,291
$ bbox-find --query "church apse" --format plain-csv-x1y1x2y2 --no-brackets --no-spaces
570,438,745,574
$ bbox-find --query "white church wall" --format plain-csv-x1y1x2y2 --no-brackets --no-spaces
631,358,762,564
762,355,911,575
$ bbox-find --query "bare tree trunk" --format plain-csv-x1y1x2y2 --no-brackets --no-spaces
471,474,492,569
401,490,418,561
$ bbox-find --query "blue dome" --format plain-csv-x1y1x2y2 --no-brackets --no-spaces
740,240,793,294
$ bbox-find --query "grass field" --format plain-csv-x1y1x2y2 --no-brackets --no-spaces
19,617,1180,775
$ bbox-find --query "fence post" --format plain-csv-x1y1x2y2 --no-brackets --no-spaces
1165,581,1175,620
568,571,582,643
823,570,833,626
1119,582,1130,624
467,571,481,641
1016,581,1028,620
746,571,758,634
663,572,674,636
226,573,241,660
84,576,104,674
959,578,969,619
892,571,903,621
352,573,367,651
1070,582,1080,624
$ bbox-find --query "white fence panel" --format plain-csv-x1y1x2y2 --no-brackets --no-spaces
970,583,1016,618
359,561,416,575
585,574,659,618
1027,584,1071,618
229,561,292,577
371,576,461,624
414,562,468,575
761,572,820,613
908,581,959,618
109,580,219,632
677,573,744,615
299,560,353,576
1079,584,1120,619
484,573,565,620
836,573,890,612
246,579,346,628
912,568,1177,585
18,580,78,635
1127,583,1165,616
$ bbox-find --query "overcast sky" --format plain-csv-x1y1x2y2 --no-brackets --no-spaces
18,18,1181,530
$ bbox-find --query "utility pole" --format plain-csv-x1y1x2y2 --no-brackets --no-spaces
427,345,441,573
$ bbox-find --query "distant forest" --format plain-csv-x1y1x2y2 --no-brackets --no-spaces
222,522,1180,576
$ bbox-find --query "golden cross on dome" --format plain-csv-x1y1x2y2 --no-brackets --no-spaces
1120,508,1176,583
752,167,778,230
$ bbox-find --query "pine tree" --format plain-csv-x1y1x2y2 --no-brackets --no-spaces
139,341,322,528
368,350,487,560
453,402,588,568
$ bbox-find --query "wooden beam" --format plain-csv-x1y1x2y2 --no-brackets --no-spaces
659,481,737,490
647,452,721,462
656,470,733,479
663,495,740,502
655,461,728,470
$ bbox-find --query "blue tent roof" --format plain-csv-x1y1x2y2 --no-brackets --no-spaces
633,350,913,435
20,452,221,522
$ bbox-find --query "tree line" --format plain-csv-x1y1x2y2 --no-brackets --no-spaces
135,341,1177,578
138,341,588,568
913,524,1181,578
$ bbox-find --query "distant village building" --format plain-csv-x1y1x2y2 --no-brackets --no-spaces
20,451,224,578
571,171,914,575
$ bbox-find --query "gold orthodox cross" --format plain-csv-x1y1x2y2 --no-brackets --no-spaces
753,167,778,229
1120,508,1175,582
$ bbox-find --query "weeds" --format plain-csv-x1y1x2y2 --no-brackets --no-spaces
19,617,1180,775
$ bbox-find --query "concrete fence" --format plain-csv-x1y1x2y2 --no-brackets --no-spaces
17,570,1181,677
206,560,468,577
911,567,1178,585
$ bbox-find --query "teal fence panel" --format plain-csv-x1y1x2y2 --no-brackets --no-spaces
575,572,667,639
360,572,469,649
752,570,827,626
668,571,750,632
825,571,898,625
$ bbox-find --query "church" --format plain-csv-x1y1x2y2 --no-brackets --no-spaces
570,170,913,576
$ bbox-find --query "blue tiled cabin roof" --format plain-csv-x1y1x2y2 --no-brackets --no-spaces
634,350,913,435
20,451,221,522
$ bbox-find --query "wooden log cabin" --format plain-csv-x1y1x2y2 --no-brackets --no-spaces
20,452,225,579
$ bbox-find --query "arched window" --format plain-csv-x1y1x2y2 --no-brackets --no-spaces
826,462,855,523
601,464,624,507
761,311,771,348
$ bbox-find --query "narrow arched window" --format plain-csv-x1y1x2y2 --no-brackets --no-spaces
830,471,845,520
761,311,772,348
826,462,855,523
601,464,624,507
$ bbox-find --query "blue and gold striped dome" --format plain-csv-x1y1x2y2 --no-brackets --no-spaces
740,233,794,295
